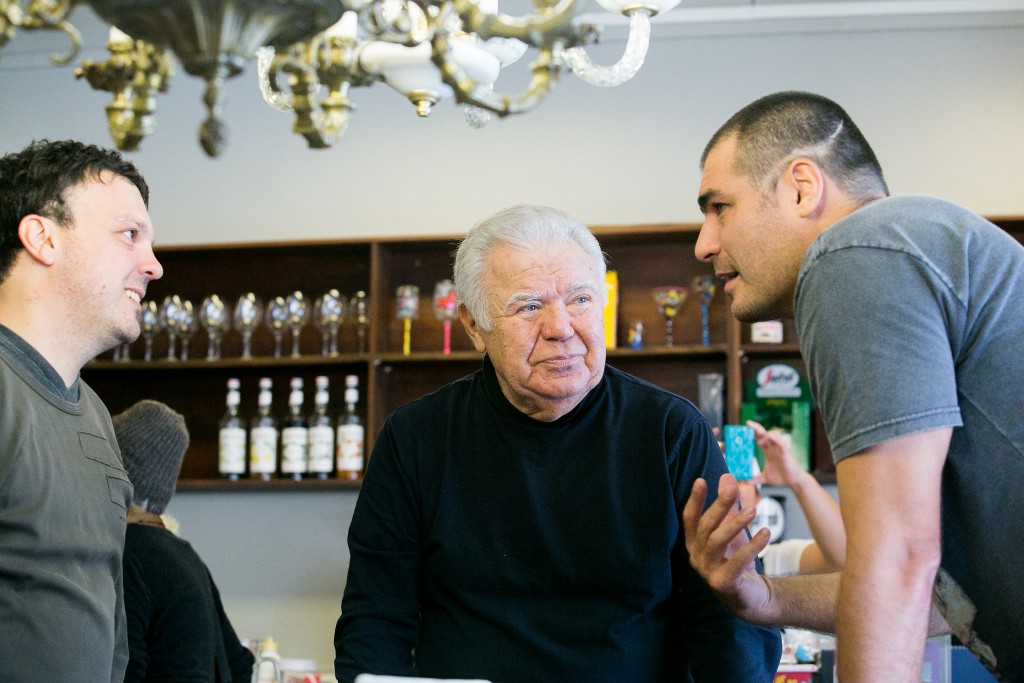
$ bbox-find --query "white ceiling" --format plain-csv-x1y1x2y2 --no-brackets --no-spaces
2,0,1022,69
589,0,1024,36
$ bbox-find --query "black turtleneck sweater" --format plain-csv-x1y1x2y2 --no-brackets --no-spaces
335,357,780,682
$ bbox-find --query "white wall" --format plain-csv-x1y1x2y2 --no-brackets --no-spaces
2,6,1023,674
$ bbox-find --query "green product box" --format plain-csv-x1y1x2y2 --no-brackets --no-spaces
740,364,813,472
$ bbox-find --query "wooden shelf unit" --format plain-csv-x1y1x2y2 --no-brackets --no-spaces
81,217,1024,490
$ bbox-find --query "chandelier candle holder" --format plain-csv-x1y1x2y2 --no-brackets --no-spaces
432,279,458,355
395,284,419,356
0,0,681,155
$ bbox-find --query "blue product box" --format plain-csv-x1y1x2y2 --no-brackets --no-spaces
724,424,756,480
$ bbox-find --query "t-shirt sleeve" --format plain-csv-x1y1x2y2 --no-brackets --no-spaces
759,539,814,576
796,245,963,461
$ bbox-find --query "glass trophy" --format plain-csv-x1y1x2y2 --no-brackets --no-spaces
395,285,419,355
285,290,309,358
314,289,346,357
692,274,717,346
653,285,689,347
350,290,369,354
139,299,160,361
266,296,288,359
233,293,262,360
432,279,458,355
200,294,228,360
159,294,183,360
176,299,198,361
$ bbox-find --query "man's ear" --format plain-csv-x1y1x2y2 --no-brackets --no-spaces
458,302,487,353
781,158,827,219
17,215,58,266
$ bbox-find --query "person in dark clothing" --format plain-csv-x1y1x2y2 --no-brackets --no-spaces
115,400,255,683
334,204,781,682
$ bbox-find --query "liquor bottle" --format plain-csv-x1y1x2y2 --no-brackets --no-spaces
249,377,278,481
336,374,364,481
306,375,335,480
218,378,246,480
280,377,308,481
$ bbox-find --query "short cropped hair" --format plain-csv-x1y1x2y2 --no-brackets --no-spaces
0,139,149,283
454,204,607,332
701,91,889,202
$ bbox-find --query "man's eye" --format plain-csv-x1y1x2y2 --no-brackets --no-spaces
519,303,540,313
713,203,727,214
124,229,139,240
572,295,591,305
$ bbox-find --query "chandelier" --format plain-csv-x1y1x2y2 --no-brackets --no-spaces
0,0,680,156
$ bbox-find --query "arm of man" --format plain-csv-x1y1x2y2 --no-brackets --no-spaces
684,468,953,648
683,474,840,632
674,420,782,682
834,428,948,682
334,421,421,682
750,421,846,573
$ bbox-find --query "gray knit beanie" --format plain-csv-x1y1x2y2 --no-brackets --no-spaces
113,400,189,515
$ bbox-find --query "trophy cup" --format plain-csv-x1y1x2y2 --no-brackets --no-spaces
395,285,419,356
692,274,717,346
200,295,228,360
159,294,183,360
285,291,309,358
652,286,689,347
140,299,160,361
265,296,288,359
176,299,198,361
314,289,346,357
432,279,458,355
233,293,263,360
350,291,369,354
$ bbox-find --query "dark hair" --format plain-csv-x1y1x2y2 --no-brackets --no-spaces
0,139,150,282
701,91,889,201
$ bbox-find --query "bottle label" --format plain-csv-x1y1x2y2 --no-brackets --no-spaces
249,426,278,474
308,425,334,473
219,427,246,474
336,424,365,473
281,426,309,474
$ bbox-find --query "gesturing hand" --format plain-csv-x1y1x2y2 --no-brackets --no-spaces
682,473,774,623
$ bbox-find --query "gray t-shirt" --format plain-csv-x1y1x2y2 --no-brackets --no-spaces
0,324,131,681
794,194,1024,681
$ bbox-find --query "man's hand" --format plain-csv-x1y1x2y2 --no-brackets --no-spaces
747,420,805,489
683,473,774,623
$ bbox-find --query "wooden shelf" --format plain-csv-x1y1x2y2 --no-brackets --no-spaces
83,217,1024,490
176,477,361,492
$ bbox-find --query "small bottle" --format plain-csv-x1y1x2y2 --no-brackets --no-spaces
306,375,335,480
255,636,283,683
336,374,365,481
218,378,246,480
249,377,278,481
280,377,308,481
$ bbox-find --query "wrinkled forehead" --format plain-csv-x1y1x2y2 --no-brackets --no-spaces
485,240,600,293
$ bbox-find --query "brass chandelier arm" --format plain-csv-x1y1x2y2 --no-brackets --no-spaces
1,0,81,64
74,35,172,151
452,0,585,46
430,23,563,117
265,35,359,148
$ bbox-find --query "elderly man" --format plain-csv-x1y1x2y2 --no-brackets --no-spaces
0,139,163,681
683,91,1024,682
335,204,781,682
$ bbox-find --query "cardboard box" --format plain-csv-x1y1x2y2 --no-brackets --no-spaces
604,270,618,349
774,664,817,683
